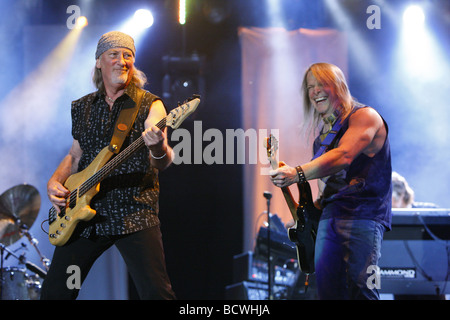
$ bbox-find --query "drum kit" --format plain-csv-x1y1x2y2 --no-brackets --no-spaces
0,184,49,300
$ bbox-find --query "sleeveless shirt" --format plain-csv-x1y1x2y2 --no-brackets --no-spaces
71,84,162,236
313,104,392,230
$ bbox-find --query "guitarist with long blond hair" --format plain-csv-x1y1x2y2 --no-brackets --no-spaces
270,63,392,300
41,31,176,300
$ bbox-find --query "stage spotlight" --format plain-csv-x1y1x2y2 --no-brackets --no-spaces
118,9,154,42
75,16,88,29
397,3,449,82
403,5,425,28
133,9,154,29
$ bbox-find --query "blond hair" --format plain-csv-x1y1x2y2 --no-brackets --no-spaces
301,63,354,131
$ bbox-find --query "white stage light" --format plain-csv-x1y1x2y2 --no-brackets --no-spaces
397,3,449,82
118,9,154,43
133,9,154,29
403,5,425,28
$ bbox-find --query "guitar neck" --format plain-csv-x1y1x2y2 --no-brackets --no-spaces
78,117,167,197
269,158,299,220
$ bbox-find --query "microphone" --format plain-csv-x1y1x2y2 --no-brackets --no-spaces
263,191,272,200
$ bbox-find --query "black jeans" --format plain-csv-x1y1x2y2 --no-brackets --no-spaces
40,225,176,300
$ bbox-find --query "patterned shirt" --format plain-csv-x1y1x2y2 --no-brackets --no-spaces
71,84,162,236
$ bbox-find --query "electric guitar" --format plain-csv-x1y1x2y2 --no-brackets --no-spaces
264,134,320,274
48,96,200,246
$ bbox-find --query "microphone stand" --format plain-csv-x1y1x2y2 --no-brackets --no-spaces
263,191,273,300
20,225,50,272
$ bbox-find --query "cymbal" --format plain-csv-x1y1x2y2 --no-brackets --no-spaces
0,184,41,246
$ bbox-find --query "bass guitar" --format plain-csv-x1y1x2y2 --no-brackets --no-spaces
48,96,200,246
265,134,320,274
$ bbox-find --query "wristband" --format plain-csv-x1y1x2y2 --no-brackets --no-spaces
150,149,167,160
295,166,307,184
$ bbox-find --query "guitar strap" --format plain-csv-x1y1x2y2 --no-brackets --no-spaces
109,89,147,154
312,116,343,160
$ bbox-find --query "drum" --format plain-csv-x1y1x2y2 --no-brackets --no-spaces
0,267,42,300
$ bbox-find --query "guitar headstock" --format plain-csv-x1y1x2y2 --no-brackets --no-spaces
264,134,278,165
166,96,201,129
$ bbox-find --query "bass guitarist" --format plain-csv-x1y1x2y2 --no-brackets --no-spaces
41,31,176,300
269,63,392,300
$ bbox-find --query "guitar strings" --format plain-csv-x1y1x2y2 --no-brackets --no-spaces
78,118,166,197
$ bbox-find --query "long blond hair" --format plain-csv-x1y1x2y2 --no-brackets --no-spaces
301,63,354,131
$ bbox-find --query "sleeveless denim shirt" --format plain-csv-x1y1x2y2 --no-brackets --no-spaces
71,84,162,236
313,104,392,230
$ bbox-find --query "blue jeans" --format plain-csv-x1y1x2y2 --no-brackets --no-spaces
314,218,385,300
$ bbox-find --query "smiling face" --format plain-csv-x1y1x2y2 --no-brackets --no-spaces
302,63,354,125
95,47,134,90
306,71,336,118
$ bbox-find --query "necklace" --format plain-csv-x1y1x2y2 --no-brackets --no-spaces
322,112,337,126
105,95,115,104
320,112,338,141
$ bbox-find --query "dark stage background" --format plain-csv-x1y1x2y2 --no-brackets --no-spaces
0,0,449,300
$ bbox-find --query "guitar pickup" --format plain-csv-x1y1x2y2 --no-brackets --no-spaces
68,191,77,209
